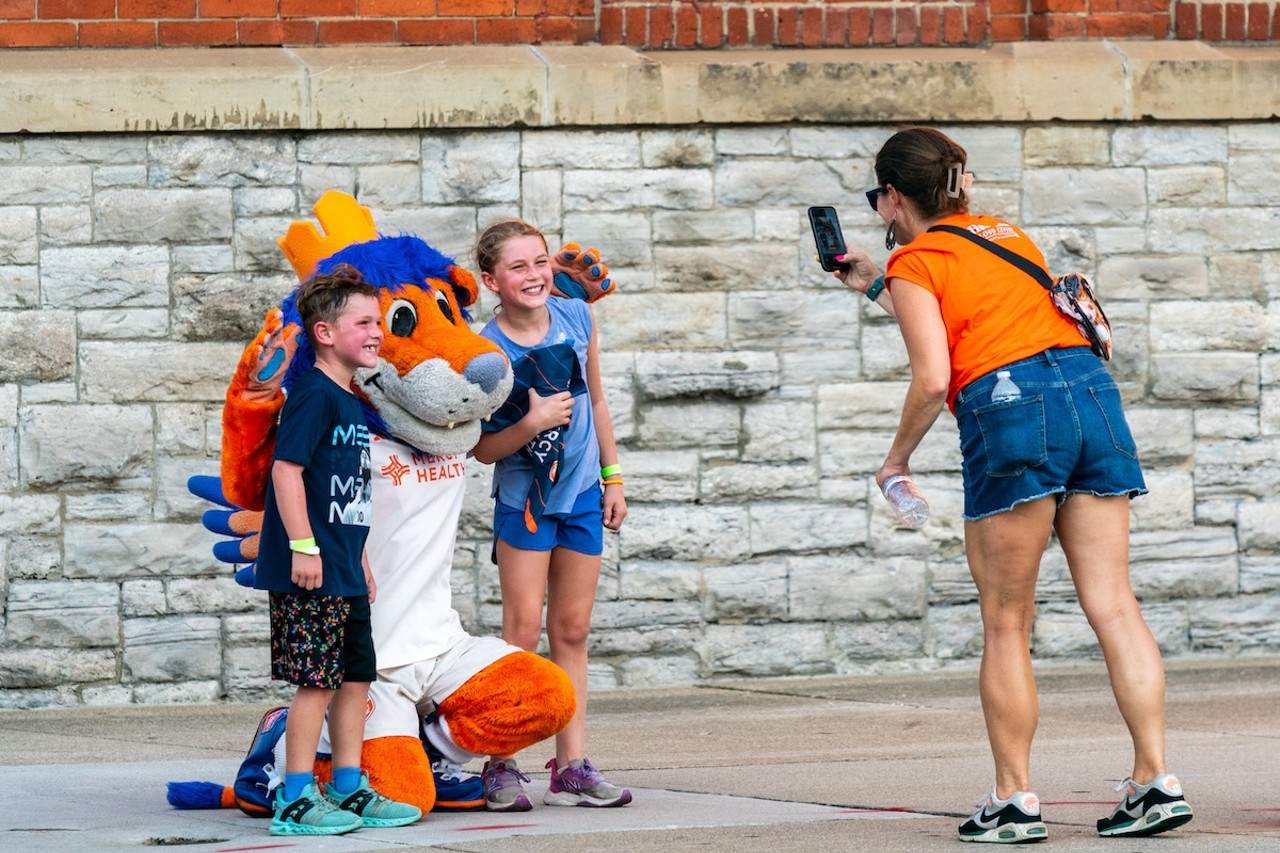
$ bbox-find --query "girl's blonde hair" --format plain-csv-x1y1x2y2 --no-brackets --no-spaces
475,217,548,275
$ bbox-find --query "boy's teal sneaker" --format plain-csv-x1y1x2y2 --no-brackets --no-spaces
270,781,362,836
322,774,422,828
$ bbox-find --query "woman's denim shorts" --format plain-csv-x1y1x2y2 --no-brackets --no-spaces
954,346,1147,520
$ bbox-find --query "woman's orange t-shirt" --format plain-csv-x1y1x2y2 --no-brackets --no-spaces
885,214,1088,412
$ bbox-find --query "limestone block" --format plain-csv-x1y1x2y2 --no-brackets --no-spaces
0,647,116,689
716,159,861,208
716,126,789,156
1125,406,1193,462
617,654,702,687
1023,167,1146,226
94,187,233,242
122,579,166,617
132,681,223,704
1024,126,1110,167
20,403,153,487
635,350,778,399
730,290,861,351
225,612,270,645
619,503,750,562
565,168,713,213
860,323,911,380
782,349,863,386
0,494,62,536
749,503,865,555
561,210,652,270
741,401,815,463
1130,470,1195,532
616,449,699,502
79,341,244,403
1195,407,1259,440
1150,300,1267,352
167,577,260,614
1129,527,1239,600
702,623,832,677
654,242,796,293
926,603,984,660
652,209,753,244
637,400,739,448
0,207,37,265
1241,555,1280,595
41,245,169,310
63,521,217,580
423,132,521,204
0,311,75,383
0,427,14,490
1150,352,1258,403
122,615,221,682
817,382,909,431
0,165,91,205
1149,207,1280,254
65,492,154,522
597,293,726,350
1097,255,1208,301
702,462,817,502
0,264,39,309
173,273,296,344
525,129,642,169
641,129,714,169
232,215,298,273
1190,594,1280,652
150,136,297,187
172,245,236,276
233,186,298,218
78,309,171,341
619,559,700,601
1033,603,1099,658
7,580,119,648
701,559,788,622
832,620,925,664
790,553,925,622
521,170,562,234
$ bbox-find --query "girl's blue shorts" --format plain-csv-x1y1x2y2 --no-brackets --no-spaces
494,482,604,556
954,346,1147,521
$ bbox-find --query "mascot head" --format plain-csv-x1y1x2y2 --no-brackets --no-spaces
278,191,513,455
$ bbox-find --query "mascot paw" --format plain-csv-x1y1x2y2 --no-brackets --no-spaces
551,242,615,303
188,474,262,587
240,308,300,403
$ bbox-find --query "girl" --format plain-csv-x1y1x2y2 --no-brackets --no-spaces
471,218,631,810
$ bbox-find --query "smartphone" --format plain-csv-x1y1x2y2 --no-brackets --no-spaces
807,206,851,272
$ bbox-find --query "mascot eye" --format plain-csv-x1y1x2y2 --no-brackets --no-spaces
388,299,417,337
434,290,456,324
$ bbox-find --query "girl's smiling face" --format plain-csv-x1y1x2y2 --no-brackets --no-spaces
481,234,552,311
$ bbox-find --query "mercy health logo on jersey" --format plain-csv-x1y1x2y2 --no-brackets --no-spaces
329,421,372,526
380,450,465,487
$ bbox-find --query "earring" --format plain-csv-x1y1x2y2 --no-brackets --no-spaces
884,217,897,252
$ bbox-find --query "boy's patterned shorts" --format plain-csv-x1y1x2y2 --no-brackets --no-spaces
268,593,375,689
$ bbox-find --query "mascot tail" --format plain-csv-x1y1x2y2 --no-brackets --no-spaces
166,706,287,817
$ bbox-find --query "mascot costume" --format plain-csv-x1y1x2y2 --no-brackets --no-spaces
168,191,614,817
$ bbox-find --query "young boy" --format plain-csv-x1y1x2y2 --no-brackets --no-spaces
252,264,420,836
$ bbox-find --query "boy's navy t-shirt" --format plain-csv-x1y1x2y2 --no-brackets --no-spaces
254,367,373,596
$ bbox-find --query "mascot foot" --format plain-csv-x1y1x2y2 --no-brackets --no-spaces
420,729,485,811
543,758,632,808
480,759,533,812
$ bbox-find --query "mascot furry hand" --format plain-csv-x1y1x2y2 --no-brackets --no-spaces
169,192,619,817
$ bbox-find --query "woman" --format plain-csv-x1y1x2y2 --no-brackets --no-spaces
833,127,1193,843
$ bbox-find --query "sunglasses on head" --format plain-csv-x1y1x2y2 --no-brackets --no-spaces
865,185,887,211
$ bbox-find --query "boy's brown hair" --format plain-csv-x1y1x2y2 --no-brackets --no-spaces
295,263,378,341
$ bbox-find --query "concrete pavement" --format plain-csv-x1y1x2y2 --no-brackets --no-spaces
2,656,1278,851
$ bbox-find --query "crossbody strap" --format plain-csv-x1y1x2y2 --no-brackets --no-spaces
928,223,1054,291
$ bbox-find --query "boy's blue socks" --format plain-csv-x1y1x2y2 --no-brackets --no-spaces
331,766,362,795
284,771,313,802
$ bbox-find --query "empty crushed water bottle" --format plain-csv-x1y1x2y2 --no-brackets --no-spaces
881,475,929,528
991,369,1021,403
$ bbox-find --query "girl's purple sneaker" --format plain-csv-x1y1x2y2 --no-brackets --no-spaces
543,757,632,807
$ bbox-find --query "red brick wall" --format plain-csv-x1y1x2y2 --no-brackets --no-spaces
0,1,1273,48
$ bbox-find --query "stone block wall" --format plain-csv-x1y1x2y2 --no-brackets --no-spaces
3,111,1280,707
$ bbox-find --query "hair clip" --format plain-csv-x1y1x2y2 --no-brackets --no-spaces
946,162,966,198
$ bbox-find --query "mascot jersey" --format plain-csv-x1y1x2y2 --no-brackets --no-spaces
254,367,372,596
480,298,600,520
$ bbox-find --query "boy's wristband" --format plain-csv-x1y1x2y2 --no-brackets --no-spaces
289,536,320,556
865,275,886,301
600,464,621,479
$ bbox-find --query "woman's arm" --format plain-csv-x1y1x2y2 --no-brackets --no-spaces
876,279,949,489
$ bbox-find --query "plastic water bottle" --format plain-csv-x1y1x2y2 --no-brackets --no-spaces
991,370,1021,403
881,475,930,528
